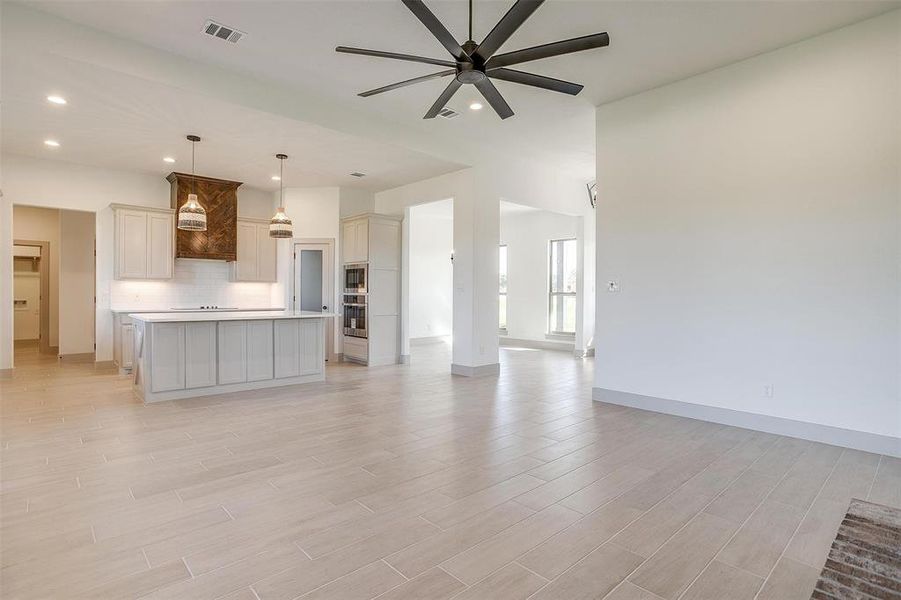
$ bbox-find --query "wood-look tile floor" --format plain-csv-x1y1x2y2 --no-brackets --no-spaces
1,340,898,600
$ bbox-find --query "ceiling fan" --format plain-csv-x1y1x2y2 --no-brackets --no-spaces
336,0,609,120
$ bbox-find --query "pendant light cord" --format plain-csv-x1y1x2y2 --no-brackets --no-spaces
279,156,285,208
191,139,196,196
469,0,472,41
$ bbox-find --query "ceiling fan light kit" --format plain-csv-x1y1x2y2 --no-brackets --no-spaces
336,0,609,120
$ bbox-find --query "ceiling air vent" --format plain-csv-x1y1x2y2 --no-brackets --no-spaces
202,20,246,44
349,172,366,178
437,107,460,119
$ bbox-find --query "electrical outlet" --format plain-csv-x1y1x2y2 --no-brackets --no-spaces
764,384,775,398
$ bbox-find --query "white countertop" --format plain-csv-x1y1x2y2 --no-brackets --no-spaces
129,310,335,323
111,307,285,314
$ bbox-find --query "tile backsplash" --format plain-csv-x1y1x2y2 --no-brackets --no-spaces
110,259,277,309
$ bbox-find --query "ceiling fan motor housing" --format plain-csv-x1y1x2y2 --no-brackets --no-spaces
456,42,486,84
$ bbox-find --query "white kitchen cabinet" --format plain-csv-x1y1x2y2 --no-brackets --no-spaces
150,323,185,393
112,204,174,280
246,320,274,382
274,319,301,379
342,218,369,264
299,319,323,376
368,219,400,270
147,213,174,279
340,214,401,367
121,323,135,370
185,322,217,389
131,313,329,403
218,321,247,385
232,219,277,282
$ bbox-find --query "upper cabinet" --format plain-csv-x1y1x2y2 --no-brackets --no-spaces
112,204,174,280
341,214,400,268
232,219,277,282
341,217,369,264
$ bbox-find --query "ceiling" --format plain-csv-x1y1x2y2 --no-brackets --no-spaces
0,28,465,191
4,0,898,189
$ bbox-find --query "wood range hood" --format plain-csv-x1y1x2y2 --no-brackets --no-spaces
167,172,242,261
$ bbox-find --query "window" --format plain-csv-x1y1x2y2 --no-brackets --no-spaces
499,245,508,332
548,238,577,335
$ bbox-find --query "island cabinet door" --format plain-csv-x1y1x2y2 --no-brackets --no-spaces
185,322,217,389
246,320,274,382
218,321,248,385
150,323,185,392
299,319,324,376
274,320,301,379
121,324,135,369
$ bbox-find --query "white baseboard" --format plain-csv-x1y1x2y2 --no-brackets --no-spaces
451,363,500,377
500,337,574,352
593,387,900,458
410,336,451,345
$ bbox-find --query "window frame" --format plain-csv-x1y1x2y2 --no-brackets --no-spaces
547,238,577,336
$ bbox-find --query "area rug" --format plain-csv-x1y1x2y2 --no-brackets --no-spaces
812,498,901,599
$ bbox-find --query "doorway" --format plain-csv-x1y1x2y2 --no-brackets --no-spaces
293,239,335,361
13,241,51,355
406,199,454,363
12,206,97,364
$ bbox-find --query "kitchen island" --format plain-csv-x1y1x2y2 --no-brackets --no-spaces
130,310,334,402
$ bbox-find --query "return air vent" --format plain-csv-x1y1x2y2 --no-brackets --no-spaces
202,20,246,44
437,107,460,119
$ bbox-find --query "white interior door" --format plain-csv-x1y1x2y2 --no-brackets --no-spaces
293,242,334,360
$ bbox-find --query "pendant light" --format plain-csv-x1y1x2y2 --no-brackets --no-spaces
269,153,293,238
177,134,207,231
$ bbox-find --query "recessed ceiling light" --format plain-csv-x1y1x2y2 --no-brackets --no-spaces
44,140,60,147
271,175,281,181
469,102,483,111
163,157,176,163
47,95,67,105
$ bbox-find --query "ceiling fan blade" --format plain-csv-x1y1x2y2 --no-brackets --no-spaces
474,77,514,119
489,68,583,95
336,46,456,68
474,0,544,61
424,79,463,119
401,0,470,62
360,69,456,97
486,32,609,69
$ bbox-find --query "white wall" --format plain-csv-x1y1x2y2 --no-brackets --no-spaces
12,206,60,347
59,209,95,355
0,153,278,365
339,188,375,218
501,207,581,344
409,200,453,339
595,11,900,440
